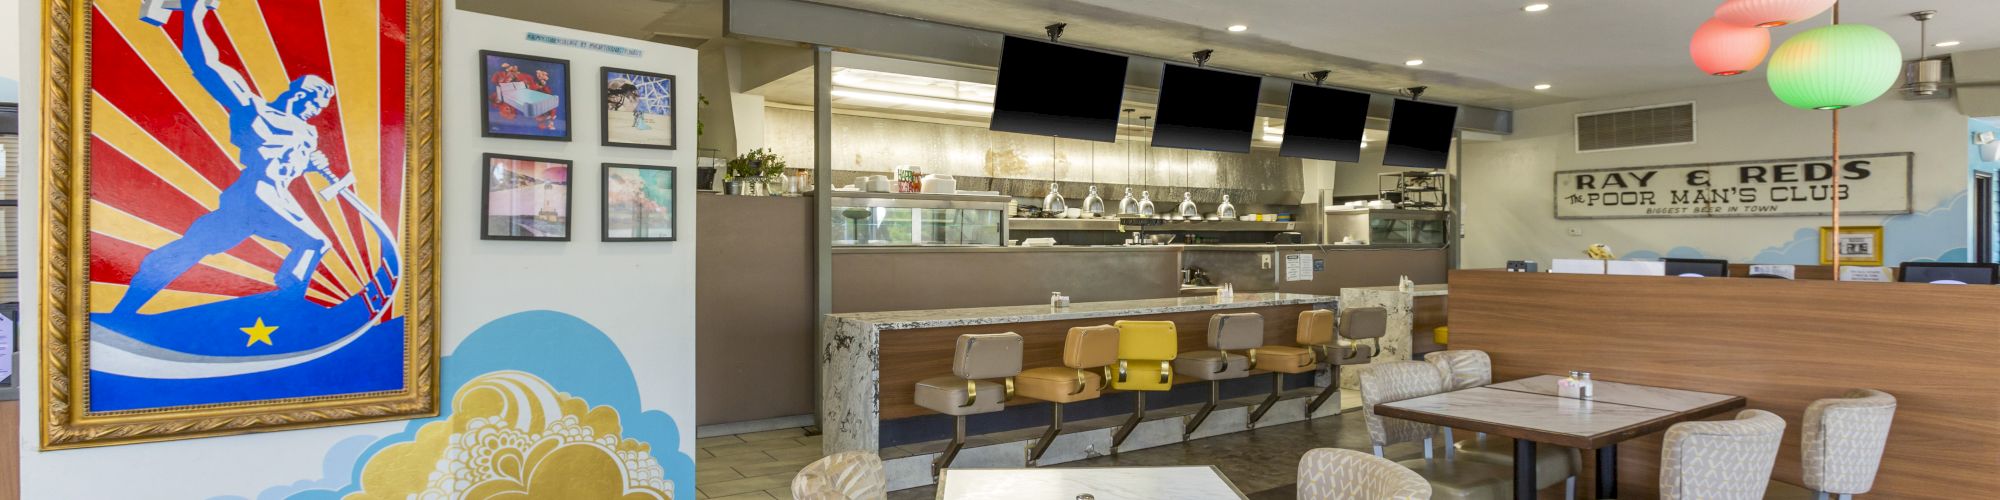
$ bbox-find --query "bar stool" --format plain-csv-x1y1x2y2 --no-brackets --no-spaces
1250,307,1388,426
912,332,1023,478
1109,320,1178,450
1016,325,1120,466
1174,312,1263,438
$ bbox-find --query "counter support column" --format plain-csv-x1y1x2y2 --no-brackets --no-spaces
811,44,834,433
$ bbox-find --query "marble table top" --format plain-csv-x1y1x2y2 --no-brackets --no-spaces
1375,380,1745,449
937,466,1248,500
827,292,1337,330
1486,375,1739,413
1344,283,1449,297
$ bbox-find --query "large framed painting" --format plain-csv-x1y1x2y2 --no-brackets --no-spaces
481,51,572,141
39,0,441,448
601,67,676,150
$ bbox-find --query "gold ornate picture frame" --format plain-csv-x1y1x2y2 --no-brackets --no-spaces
40,0,441,449
1819,225,1886,267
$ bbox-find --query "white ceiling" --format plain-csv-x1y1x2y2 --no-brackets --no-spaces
804,0,2000,109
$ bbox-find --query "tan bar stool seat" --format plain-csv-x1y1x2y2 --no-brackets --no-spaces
912,332,1023,478
1175,312,1264,438
1017,325,1120,465
1248,307,1385,426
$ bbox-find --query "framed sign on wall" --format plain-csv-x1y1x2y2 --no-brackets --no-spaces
39,0,442,448
1821,225,1886,267
1553,153,1913,219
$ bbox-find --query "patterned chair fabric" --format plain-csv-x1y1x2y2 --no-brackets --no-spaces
1660,409,1788,500
1297,448,1433,500
791,451,887,500
1426,350,1493,391
1802,389,1897,495
1359,360,1447,447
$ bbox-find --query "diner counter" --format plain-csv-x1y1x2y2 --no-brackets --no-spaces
820,293,1340,456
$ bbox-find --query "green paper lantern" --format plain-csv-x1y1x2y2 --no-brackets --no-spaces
1766,24,1903,110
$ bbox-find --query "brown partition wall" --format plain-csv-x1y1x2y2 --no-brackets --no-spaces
1449,270,2000,499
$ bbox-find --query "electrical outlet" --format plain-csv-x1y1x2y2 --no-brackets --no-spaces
1260,254,1274,269
1567,227,1584,237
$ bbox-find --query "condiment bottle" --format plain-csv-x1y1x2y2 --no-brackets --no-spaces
1578,372,1595,399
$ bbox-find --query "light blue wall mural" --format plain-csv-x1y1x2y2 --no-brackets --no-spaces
224,311,697,500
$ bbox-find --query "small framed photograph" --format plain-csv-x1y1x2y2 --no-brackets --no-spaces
481,50,572,141
601,67,677,150
602,164,678,241
1819,225,1884,266
482,153,573,241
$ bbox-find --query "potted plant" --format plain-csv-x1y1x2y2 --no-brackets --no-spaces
725,148,787,196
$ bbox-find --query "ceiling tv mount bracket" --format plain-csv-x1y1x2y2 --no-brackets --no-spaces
1306,70,1331,86
1192,49,1214,68
1044,23,1067,43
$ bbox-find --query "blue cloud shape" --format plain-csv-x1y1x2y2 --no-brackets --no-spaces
1749,190,1970,265
268,310,695,499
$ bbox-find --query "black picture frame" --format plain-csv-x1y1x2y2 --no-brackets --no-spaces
601,163,678,242
479,50,573,141
600,67,677,150
480,153,574,241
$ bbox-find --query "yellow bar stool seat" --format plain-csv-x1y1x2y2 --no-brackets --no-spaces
1109,320,1179,450
1017,325,1120,465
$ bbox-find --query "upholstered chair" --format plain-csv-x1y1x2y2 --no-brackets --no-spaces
1359,360,1510,499
1425,350,1578,499
912,332,1023,477
791,451,886,500
1297,447,1432,500
1659,409,1788,500
1174,312,1263,437
1802,389,1897,500
1016,325,1120,465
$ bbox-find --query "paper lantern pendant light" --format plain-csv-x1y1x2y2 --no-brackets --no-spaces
1690,18,1771,76
1767,24,1903,110
1715,0,1836,28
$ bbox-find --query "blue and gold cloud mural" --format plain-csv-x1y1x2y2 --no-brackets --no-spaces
257,311,695,499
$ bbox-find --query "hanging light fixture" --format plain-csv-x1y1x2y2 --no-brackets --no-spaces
1766,23,1902,110
1690,18,1771,76
1714,0,1835,28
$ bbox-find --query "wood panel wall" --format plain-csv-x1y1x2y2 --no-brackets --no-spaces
878,304,1313,420
1449,270,2000,499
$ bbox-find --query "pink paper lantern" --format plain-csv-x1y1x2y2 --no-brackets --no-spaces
1690,18,1771,76
1715,0,1836,28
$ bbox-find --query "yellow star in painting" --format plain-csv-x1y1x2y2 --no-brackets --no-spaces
241,318,278,347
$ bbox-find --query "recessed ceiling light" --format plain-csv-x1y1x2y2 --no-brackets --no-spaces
1405,59,1425,66
1534,84,1552,90
1227,24,1248,32
1523,3,1550,12
1935,40,1962,47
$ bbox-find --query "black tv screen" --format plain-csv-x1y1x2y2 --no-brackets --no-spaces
1278,84,1372,162
1150,64,1262,153
988,36,1130,143
1383,99,1460,169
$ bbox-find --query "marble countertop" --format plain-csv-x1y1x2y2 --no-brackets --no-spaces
827,292,1337,330
1344,284,1449,297
938,466,1247,500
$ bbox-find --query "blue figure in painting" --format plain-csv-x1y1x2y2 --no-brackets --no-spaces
632,106,651,131
85,1,407,413
116,1,335,315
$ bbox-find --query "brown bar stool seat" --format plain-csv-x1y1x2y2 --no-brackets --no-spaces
912,332,1023,478
1174,312,1264,438
1016,325,1120,465
1247,307,1385,426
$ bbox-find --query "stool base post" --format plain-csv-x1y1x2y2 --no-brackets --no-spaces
1184,381,1221,439
1027,403,1064,466
932,415,966,479
1112,392,1147,452
1247,372,1285,428
1305,365,1341,416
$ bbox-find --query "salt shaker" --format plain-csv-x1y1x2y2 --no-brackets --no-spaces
1577,371,1595,399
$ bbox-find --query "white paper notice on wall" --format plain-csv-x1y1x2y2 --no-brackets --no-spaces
1284,254,1313,281
1838,266,1893,282
1550,259,1607,275
1607,260,1667,276
0,314,14,381
1748,264,1797,280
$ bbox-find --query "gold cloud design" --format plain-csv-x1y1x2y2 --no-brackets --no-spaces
346,371,674,499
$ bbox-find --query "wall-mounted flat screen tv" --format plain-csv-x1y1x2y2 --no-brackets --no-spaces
1150,64,1262,153
988,36,1130,143
1383,99,1460,169
1278,84,1372,162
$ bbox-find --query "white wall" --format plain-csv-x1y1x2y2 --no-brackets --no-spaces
1459,79,1973,268
18,4,699,498
0,0,17,103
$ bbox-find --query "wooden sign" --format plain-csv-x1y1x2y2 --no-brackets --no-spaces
1554,153,1912,219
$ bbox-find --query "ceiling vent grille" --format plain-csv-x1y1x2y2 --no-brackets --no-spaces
1575,102,1695,152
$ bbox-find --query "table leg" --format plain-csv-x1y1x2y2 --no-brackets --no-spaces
1515,439,1537,500
1595,445,1618,499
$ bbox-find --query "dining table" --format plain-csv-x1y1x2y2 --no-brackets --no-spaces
1374,375,1746,500
935,465,1249,500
